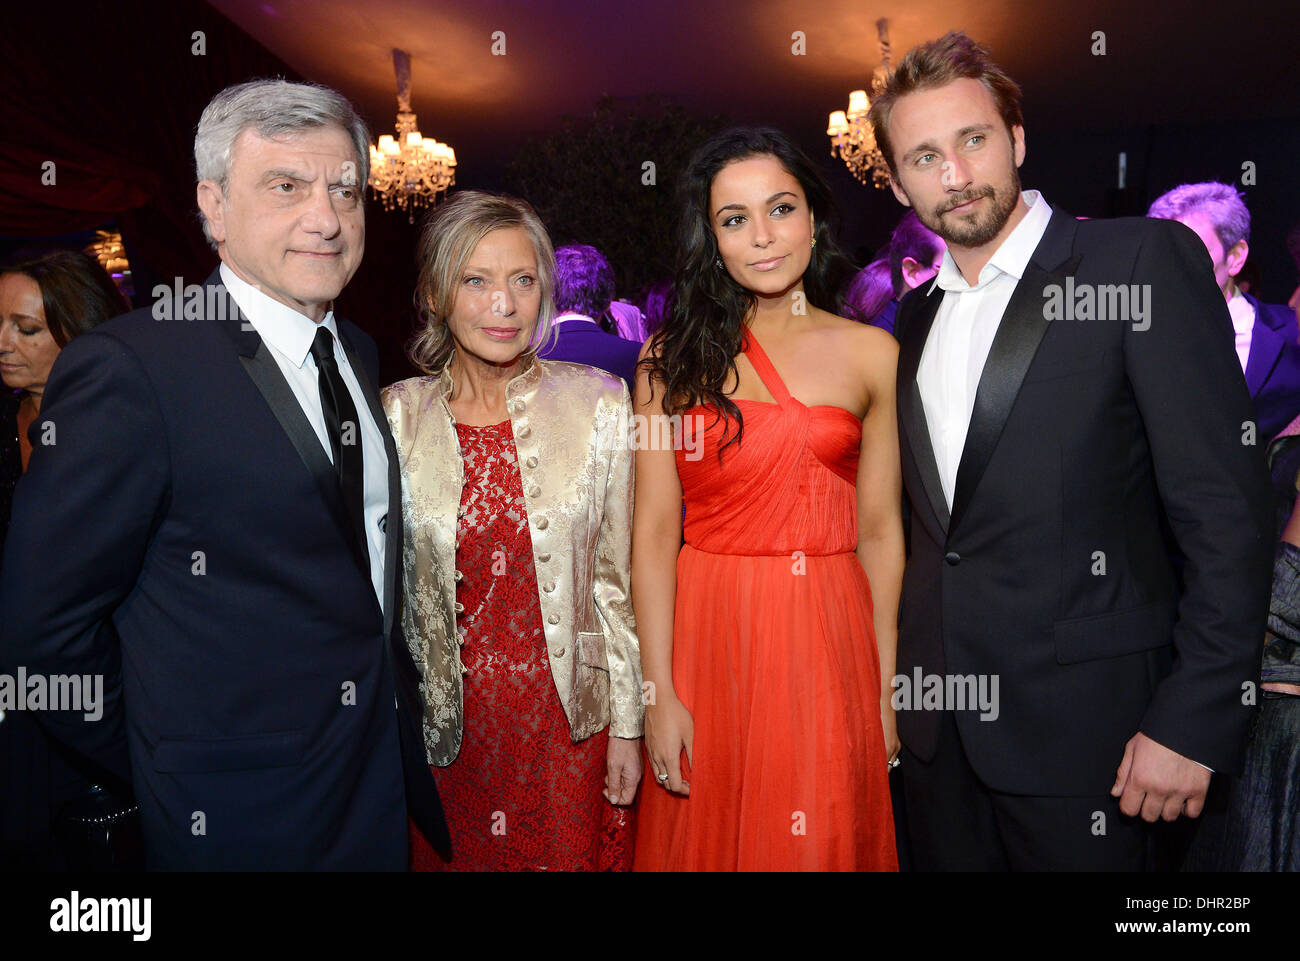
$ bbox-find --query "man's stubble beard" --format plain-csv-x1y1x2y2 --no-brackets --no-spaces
915,166,1022,249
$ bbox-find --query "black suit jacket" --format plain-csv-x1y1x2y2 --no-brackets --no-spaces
894,213,1274,795
0,391,19,573
1241,291,1300,444
0,270,448,869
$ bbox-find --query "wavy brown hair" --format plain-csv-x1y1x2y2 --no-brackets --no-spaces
1,249,127,347
643,127,856,453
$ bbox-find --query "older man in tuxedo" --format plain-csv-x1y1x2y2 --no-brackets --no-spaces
0,79,447,869
875,33,1273,870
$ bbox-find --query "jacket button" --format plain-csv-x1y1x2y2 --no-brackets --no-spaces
528,485,541,498
454,601,465,613
547,613,559,625
544,581,556,592
517,424,531,438
944,551,961,566
525,455,538,469
454,569,464,582
554,647,565,658
535,516,548,530
510,399,525,414
537,552,550,563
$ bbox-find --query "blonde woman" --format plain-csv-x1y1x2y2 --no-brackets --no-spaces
382,191,642,871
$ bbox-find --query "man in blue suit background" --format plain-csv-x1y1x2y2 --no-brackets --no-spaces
1149,182,1300,444
0,79,447,869
538,244,642,392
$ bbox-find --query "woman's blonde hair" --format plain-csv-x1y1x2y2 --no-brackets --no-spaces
408,190,557,374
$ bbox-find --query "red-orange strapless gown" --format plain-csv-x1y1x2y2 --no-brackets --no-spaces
633,332,897,871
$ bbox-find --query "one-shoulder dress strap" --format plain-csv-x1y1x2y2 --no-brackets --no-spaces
741,330,793,406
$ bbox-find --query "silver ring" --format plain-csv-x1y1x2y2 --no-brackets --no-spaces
888,757,901,769
656,772,669,782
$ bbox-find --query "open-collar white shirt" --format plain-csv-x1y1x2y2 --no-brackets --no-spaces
917,190,1053,509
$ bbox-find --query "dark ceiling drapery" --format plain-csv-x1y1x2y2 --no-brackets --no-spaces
0,0,306,298
1,0,422,381
0,143,155,236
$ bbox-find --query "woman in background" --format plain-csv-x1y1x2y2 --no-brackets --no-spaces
1184,417,1300,871
632,128,902,870
1,250,126,563
0,248,134,871
383,191,642,871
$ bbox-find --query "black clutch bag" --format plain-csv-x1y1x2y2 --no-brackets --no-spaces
53,783,145,871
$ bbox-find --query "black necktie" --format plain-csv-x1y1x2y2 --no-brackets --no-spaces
310,326,369,575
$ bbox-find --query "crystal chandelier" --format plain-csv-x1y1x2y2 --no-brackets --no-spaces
827,18,894,189
368,49,457,222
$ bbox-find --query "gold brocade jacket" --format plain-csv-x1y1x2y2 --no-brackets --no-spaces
381,356,642,767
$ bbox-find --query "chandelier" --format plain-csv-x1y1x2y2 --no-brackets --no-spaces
827,18,894,189
85,229,134,301
368,49,457,222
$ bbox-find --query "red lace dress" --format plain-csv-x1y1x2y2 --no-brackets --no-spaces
409,419,634,871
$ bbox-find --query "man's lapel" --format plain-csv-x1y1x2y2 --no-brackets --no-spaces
209,270,371,585
1243,307,1282,399
337,329,401,639
897,283,951,533
948,212,1081,535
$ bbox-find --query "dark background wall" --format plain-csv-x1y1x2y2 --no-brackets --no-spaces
4,0,1297,384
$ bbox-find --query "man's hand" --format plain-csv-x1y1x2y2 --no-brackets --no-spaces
1111,731,1212,821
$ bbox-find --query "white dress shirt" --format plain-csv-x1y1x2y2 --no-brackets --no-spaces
917,190,1053,509
220,263,389,614
554,311,600,326
1226,288,1255,374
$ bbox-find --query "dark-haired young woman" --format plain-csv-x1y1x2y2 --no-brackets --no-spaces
632,128,902,870
0,250,127,562
0,248,136,870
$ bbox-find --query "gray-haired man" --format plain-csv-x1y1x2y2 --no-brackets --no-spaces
1148,181,1300,444
0,79,448,869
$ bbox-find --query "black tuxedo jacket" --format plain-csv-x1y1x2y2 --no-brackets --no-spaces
0,269,448,869
894,213,1274,795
